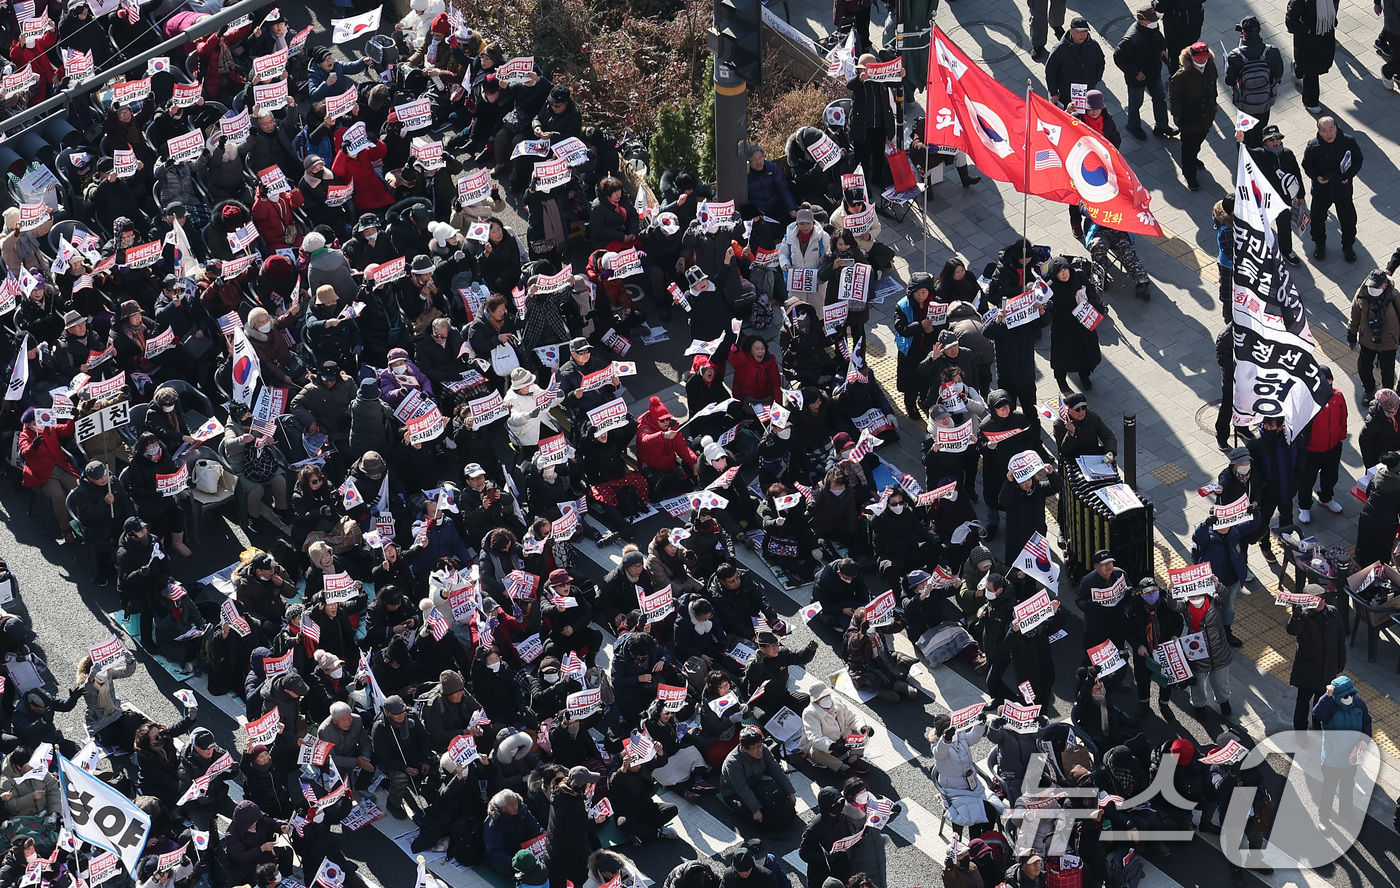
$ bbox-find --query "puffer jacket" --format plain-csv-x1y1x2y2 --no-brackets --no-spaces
1170,594,1233,672
1168,50,1218,133
79,649,138,733
637,397,697,472
800,684,868,755
779,221,829,271
1305,386,1347,453
0,751,61,818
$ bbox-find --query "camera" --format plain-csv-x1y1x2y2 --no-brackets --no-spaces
1370,317,1384,344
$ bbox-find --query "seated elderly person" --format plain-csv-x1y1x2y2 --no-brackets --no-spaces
377,347,435,409
926,711,1007,830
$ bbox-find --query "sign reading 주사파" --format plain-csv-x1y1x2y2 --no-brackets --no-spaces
156,463,188,497
657,683,688,712
407,405,445,444
1168,563,1215,599
125,241,162,268
245,708,281,745
1088,639,1126,675
1153,638,1193,684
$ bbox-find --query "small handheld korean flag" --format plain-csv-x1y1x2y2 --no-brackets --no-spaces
5,335,28,401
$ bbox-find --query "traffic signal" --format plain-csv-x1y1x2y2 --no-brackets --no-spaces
710,0,763,86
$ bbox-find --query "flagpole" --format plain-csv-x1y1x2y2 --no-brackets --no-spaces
1022,79,1032,254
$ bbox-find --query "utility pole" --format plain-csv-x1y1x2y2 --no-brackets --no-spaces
709,0,763,202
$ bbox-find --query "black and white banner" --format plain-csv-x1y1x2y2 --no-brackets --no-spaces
1230,146,1328,441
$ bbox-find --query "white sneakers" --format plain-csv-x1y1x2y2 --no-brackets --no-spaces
1299,509,1312,524
1318,499,1344,513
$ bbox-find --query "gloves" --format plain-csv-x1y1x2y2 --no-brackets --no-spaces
862,726,875,736
829,740,848,756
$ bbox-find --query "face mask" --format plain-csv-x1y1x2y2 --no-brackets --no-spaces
1142,592,1160,606
24,37,34,48
776,427,791,439
542,468,558,482
391,363,407,374
984,589,999,601
1340,694,1354,704
366,232,378,243
889,503,905,514
1265,141,1285,154
330,667,343,679
817,696,834,709
693,619,712,634
257,322,273,333
162,404,175,413
947,490,959,502
1369,285,1385,297
487,660,502,672
1236,465,1251,477
855,790,870,805
1141,19,1158,28
1191,59,1206,71
1189,596,1206,607
544,672,559,684
145,447,162,460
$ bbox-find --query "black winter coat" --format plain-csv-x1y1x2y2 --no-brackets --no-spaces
1046,267,1104,375
1286,604,1347,690
1045,33,1107,105
1114,23,1168,82
1286,0,1340,76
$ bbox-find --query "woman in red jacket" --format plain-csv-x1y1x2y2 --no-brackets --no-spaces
18,408,80,542
636,396,697,498
1299,365,1348,524
8,26,60,103
727,335,782,405
250,182,305,251
330,126,393,213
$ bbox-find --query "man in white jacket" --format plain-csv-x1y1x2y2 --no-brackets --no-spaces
800,683,874,774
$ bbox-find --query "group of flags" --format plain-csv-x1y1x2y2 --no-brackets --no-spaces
924,26,1161,237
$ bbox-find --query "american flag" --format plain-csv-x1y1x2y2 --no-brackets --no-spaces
625,728,656,762
837,339,851,360
167,582,187,600
896,472,923,496
874,796,895,818
73,230,98,251
848,430,877,462
120,0,140,22
217,311,241,335
1025,532,1051,563
300,781,318,804
474,614,495,650
753,403,771,423
1033,149,1058,170
251,418,277,438
73,274,93,292
752,614,771,633
794,481,814,499
1058,396,1071,424
228,223,258,252
290,813,306,837
561,651,586,679
427,608,449,641
300,613,320,643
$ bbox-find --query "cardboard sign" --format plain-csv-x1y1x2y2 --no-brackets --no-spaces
866,589,896,627
586,397,629,433
533,157,571,191
326,86,358,122
171,80,202,107
831,827,866,853
245,708,281,745
1008,450,1046,483
1091,575,1128,607
457,167,491,205
1073,300,1103,331
467,389,509,427
838,261,872,305
167,129,204,164
258,165,291,197
1002,701,1041,733
1212,495,1250,529
252,48,290,79
1168,563,1215,600
410,136,445,170
1014,590,1054,633
1087,639,1126,676
322,572,358,603
786,267,818,294
935,420,976,453
611,247,643,278
498,56,535,85
144,327,176,358
342,121,372,156
394,97,432,133
113,148,138,178
864,57,903,82
1202,739,1248,765
1276,589,1324,608
325,182,355,207
843,204,875,237
949,701,985,731
657,683,688,712
88,636,125,673
1152,638,1193,684
370,256,406,285
66,49,95,83
1002,291,1040,328
220,109,252,144
156,463,188,497
639,585,675,621
264,650,294,677
566,687,602,720
553,136,590,166
823,300,849,329
112,77,152,105
407,405,445,443
809,132,843,170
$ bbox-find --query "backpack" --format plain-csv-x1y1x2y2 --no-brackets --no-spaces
1231,47,1276,113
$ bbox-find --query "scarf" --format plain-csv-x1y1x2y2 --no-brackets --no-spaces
1316,0,1337,33
520,294,570,349
218,39,235,75
1188,597,1211,633
1092,689,1110,734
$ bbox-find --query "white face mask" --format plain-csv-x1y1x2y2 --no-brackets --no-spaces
817,696,834,709
257,322,273,333
487,660,502,672
542,468,558,482
946,490,959,502
162,404,176,413
985,589,999,601
1189,596,1206,607
1141,19,1158,28
855,790,870,805
1192,60,1206,71
776,427,791,439
544,672,560,684
365,232,378,243
889,503,905,514
329,667,343,679
1236,464,1251,477
1369,285,1385,297
693,618,712,635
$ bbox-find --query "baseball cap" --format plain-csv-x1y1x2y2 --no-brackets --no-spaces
1189,41,1210,59
464,463,486,478
1092,549,1115,566
1069,15,1089,31
568,336,592,353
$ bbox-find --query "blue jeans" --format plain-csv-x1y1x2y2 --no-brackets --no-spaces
1217,581,1242,627
1125,73,1169,131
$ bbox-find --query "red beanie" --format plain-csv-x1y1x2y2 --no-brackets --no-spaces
429,13,450,34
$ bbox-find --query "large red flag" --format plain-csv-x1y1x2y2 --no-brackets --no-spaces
924,25,1031,190
1027,93,1163,236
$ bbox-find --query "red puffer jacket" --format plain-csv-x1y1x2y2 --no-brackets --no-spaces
1306,387,1348,453
636,396,697,472
19,421,77,489
727,344,781,403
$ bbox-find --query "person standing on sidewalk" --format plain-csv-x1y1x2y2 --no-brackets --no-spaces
1247,414,1306,539
1114,6,1176,141
1029,0,1070,60
1381,0,1400,87
1168,42,1218,191
1348,270,1400,402
1224,17,1285,149
1154,0,1206,74
1045,16,1105,107
1298,367,1348,524
1245,125,1305,266
1125,577,1184,717
1302,116,1363,262
1190,510,1256,647
1285,587,1346,733
1169,583,1235,718
1309,676,1373,823
1287,0,1340,113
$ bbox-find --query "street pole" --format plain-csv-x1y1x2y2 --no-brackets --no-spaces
713,61,750,204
